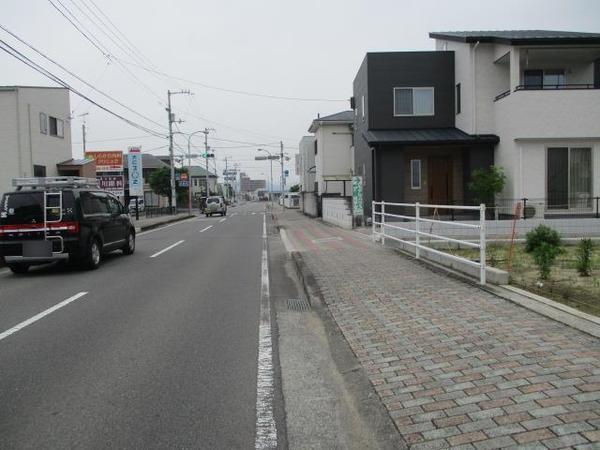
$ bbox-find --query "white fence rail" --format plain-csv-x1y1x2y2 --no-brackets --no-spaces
372,201,487,284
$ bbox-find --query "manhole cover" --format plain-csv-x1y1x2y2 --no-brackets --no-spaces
287,298,310,311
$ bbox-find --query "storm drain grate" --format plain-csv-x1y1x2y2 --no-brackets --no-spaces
287,298,311,311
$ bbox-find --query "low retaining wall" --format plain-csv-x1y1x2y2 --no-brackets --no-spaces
323,197,352,229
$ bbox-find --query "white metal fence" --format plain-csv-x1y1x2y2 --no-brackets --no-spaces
372,201,487,284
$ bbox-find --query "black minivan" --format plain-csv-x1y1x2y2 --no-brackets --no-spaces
0,178,136,273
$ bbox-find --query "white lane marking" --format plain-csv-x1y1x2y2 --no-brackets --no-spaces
231,212,238,217
255,213,277,449
137,217,197,237
219,218,227,223
149,240,185,258
0,292,88,342
199,225,213,233
0,268,10,276
252,212,257,215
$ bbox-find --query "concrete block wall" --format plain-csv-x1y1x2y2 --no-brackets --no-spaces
323,197,353,229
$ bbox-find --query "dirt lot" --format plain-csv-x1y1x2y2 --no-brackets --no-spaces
454,242,600,317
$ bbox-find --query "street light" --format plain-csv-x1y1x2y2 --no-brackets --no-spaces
257,148,274,204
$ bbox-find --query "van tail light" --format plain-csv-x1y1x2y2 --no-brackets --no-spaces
49,221,80,234
0,222,79,235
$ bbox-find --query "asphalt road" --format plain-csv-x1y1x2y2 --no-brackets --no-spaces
0,202,280,449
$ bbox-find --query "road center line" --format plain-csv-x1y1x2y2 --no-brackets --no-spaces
150,240,185,258
199,225,213,233
0,292,88,342
255,213,277,449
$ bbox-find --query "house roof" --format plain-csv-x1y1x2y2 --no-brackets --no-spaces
363,128,499,146
429,30,600,45
123,153,170,169
56,158,95,167
189,166,217,178
308,110,354,132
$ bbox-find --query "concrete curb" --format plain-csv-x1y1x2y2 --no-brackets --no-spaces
290,251,322,307
134,214,195,233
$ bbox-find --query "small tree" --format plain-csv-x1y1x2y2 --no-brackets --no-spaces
576,238,594,277
289,184,300,192
468,165,506,205
525,224,562,280
148,167,188,206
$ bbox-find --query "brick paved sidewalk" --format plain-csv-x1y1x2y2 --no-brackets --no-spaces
277,209,600,449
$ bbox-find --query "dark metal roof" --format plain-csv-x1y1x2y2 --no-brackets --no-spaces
363,128,499,146
429,30,600,45
123,153,170,169
309,110,354,132
189,166,217,178
57,158,95,166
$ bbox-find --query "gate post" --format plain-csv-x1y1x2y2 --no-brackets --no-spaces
415,202,421,259
479,203,487,285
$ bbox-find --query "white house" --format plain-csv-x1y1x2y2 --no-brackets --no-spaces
431,31,600,216
0,86,72,192
308,111,354,197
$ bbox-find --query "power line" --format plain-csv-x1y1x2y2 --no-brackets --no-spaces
116,58,348,102
0,23,167,130
0,38,166,138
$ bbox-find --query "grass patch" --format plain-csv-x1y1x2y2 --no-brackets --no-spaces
453,243,600,317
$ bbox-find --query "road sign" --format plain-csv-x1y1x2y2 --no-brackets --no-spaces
85,150,123,172
97,175,125,197
255,156,267,161
127,147,144,197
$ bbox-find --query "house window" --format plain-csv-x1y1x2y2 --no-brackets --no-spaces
394,87,434,116
456,83,461,114
411,159,421,190
39,112,48,134
314,140,318,155
33,165,46,177
547,147,592,210
524,69,565,89
361,95,365,119
48,116,64,138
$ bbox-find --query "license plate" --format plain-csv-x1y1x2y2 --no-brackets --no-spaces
22,240,53,257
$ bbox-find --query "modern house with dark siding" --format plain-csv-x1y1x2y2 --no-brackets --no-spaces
352,51,498,217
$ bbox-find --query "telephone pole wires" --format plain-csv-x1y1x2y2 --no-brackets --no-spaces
166,89,192,208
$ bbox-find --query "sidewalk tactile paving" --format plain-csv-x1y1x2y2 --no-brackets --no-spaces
278,210,600,448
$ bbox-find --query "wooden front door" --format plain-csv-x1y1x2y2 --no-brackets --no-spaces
428,156,454,205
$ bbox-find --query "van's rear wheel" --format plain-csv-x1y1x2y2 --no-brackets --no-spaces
84,238,102,270
8,264,29,274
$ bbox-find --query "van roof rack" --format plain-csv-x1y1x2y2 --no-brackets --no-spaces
12,177,98,190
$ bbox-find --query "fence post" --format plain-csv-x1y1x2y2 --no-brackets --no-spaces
371,201,376,242
381,201,386,246
479,203,486,285
415,202,421,259
596,197,599,219
522,198,527,220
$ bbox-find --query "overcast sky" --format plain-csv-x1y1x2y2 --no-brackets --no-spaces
2,0,599,185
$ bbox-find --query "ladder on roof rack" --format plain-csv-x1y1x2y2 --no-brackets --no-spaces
44,191,64,254
12,177,98,190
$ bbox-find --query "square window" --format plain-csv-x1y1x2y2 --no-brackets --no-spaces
48,116,64,138
394,88,434,116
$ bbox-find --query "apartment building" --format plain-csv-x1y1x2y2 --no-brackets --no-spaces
0,86,72,192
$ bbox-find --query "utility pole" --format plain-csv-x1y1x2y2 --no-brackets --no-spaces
78,112,89,154
280,141,285,195
166,89,192,209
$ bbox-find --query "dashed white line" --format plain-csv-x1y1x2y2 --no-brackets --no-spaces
199,225,213,233
255,213,277,449
137,217,197,236
0,292,88,342
150,240,185,258
0,268,10,276
219,218,227,223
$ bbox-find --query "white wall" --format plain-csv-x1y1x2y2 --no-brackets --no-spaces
298,135,315,192
16,87,72,179
315,123,353,195
0,90,20,193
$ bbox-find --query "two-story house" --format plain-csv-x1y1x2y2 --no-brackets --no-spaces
352,30,600,219
431,30,600,216
0,86,72,192
352,51,498,217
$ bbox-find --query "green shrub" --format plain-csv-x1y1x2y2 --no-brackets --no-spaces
576,238,594,277
525,225,561,253
468,166,506,205
533,242,562,280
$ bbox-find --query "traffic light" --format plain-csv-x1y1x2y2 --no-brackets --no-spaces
201,153,215,158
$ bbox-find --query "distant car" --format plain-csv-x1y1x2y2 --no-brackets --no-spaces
0,177,136,273
204,196,227,217
128,198,145,212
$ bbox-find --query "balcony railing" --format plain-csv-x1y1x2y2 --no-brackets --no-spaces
493,89,511,102
515,83,598,91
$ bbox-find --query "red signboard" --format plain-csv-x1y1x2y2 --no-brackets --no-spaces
85,151,123,172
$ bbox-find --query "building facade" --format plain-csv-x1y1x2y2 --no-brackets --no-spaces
0,86,72,192
239,172,266,192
